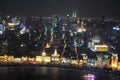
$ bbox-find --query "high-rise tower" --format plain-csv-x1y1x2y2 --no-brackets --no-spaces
72,10,77,17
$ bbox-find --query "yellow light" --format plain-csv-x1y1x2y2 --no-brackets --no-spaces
4,54,7,58
21,56,28,61
43,57,51,62
28,58,35,62
52,49,60,57
111,64,117,68
78,28,82,33
42,51,46,56
45,43,50,48
77,27,86,33
79,60,84,65
94,45,108,51
8,23,15,27
36,56,42,62
77,19,80,24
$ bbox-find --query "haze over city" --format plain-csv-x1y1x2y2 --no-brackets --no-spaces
0,0,120,17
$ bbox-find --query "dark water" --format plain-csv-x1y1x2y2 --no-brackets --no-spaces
0,66,120,80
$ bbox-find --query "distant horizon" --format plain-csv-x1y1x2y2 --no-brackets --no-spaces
0,0,120,18
0,12,120,18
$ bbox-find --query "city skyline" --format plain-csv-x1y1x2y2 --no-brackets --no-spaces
0,1,120,80
0,0,120,17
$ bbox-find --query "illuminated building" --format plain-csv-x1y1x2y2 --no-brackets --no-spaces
8,23,15,27
35,51,51,63
80,53,88,64
21,56,28,62
0,23,5,35
83,55,88,63
90,35,101,50
90,35,110,68
92,35,101,44
71,60,78,65
4,54,8,62
0,55,14,62
90,35,108,52
11,17,20,26
45,43,51,48
77,18,80,24
8,56,14,62
77,21,86,33
28,57,35,62
111,54,118,69
42,50,46,56
52,15,57,28
7,22,16,31
36,56,42,62
90,43,110,68
20,27,27,34
97,54,110,68
61,57,71,64
93,45,108,52
72,10,77,18
41,51,51,63
79,60,84,65
14,58,21,63
19,23,29,35
51,49,60,63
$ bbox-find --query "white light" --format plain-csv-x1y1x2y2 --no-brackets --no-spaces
0,31,3,34
20,27,26,34
116,28,120,30
113,26,120,31
81,53,86,56
77,28,82,33
34,30,37,33
8,23,15,27
94,47,97,51
20,44,24,47
67,14,69,17
42,51,46,56
35,44,38,47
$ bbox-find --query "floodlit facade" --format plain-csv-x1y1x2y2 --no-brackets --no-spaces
92,45,108,52
77,21,86,33
35,51,51,63
8,56,14,62
36,56,42,62
14,58,22,63
28,58,35,62
111,54,118,69
21,56,28,62
51,49,60,63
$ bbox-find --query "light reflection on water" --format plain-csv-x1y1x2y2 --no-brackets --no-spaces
83,74,95,80
0,66,120,80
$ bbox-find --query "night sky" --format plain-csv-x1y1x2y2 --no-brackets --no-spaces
0,0,120,17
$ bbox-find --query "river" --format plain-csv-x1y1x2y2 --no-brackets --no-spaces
0,66,120,80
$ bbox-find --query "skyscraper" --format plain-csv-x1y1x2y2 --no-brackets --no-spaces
72,10,77,17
